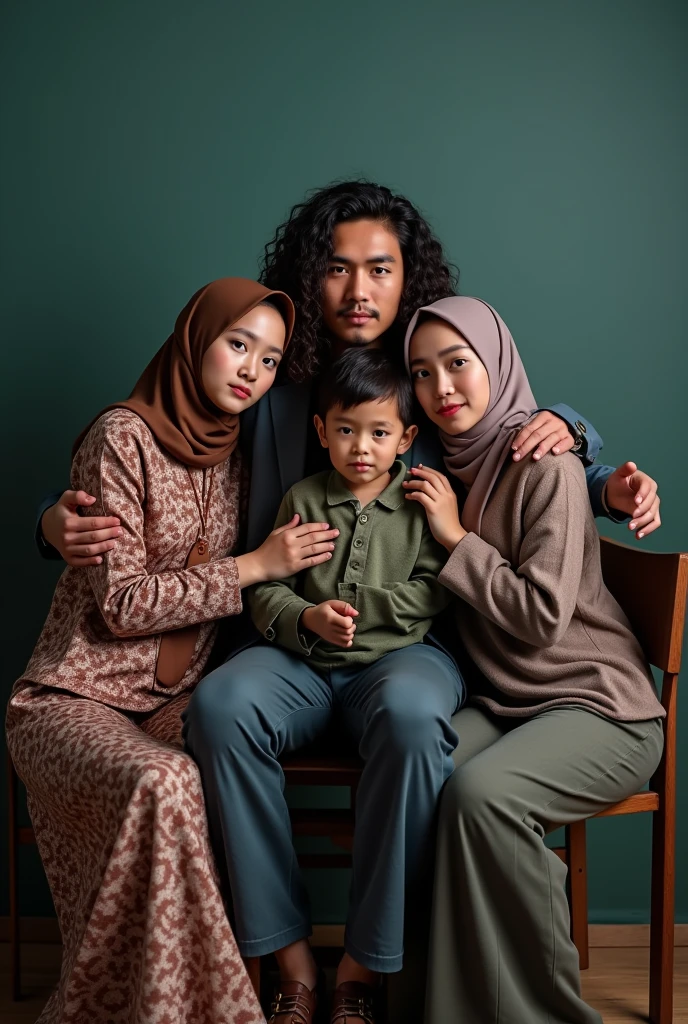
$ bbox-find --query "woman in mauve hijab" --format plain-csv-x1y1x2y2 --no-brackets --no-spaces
6,278,338,1024
401,297,665,1024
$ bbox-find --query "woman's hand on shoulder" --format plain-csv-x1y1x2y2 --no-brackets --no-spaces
236,515,340,587
41,490,122,566
403,466,466,553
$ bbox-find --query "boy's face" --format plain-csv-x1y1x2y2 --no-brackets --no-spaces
314,398,417,489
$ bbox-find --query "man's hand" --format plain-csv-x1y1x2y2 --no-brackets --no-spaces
605,462,661,540
301,600,359,648
511,411,576,462
41,490,122,566
237,515,340,587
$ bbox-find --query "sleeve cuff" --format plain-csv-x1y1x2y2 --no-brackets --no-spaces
35,491,65,561
223,556,245,617
295,610,322,655
600,481,632,525
543,403,602,465
265,600,318,654
437,532,484,599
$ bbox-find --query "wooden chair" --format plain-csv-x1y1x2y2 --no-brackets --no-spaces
243,748,364,1001
8,537,686,1020
560,536,687,1024
6,748,35,1001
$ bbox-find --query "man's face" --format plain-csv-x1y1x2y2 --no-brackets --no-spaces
322,219,404,351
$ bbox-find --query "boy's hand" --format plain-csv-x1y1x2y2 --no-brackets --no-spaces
301,600,359,648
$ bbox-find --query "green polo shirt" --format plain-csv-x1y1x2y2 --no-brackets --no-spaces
248,460,450,669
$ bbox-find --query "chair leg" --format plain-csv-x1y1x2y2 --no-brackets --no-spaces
649,780,675,1020
244,956,261,1003
7,750,21,1001
565,820,589,971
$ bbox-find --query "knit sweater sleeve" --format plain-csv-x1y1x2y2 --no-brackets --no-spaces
438,457,588,648
74,413,243,638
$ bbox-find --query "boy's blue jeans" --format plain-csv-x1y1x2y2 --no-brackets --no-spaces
183,642,464,972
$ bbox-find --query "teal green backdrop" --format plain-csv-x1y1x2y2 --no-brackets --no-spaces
1,0,686,924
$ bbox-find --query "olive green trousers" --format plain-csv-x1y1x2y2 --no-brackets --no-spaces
388,704,663,1024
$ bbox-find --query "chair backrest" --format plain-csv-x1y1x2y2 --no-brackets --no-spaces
599,537,688,675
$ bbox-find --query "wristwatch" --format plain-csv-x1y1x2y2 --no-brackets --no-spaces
570,419,587,454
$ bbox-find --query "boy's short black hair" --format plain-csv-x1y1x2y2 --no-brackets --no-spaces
318,349,414,428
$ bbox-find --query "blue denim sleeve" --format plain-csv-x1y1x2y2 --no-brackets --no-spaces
584,464,630,522
35,490,65,560
544,403,603,465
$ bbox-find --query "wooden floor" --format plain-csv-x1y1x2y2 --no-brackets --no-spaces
0,942,686,1022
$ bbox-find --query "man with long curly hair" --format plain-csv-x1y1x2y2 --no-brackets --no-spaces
239,179,651,553
39,180,660,559
261,180,459,382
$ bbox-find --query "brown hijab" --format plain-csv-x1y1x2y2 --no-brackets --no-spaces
73,277,295,465
73,277,294,689
404,296,536,535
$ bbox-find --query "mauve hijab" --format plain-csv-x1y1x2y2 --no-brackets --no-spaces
404,296,536,535
73,277,295,465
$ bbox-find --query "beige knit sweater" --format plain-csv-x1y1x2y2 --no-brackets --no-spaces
439,453,664,722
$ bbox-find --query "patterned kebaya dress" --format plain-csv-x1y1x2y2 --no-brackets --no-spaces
6,409,264,1024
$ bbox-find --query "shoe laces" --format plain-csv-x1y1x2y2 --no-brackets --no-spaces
331,993,375,1023
268,990,313,1024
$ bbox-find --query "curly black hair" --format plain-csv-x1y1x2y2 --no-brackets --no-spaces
260,180,459,381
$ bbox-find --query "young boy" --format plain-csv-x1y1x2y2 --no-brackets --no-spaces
187,350,465,1024
250,349,454,670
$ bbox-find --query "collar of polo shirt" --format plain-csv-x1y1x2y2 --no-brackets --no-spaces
325,459,407,510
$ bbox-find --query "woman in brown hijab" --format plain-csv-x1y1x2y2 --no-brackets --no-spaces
401,297,665,1024
6,278,338,1024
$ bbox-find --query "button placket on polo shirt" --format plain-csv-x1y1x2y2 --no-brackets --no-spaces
343,501,375,581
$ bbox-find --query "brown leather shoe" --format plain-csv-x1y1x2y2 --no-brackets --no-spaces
267,979,318,1024
330,981,377,1023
